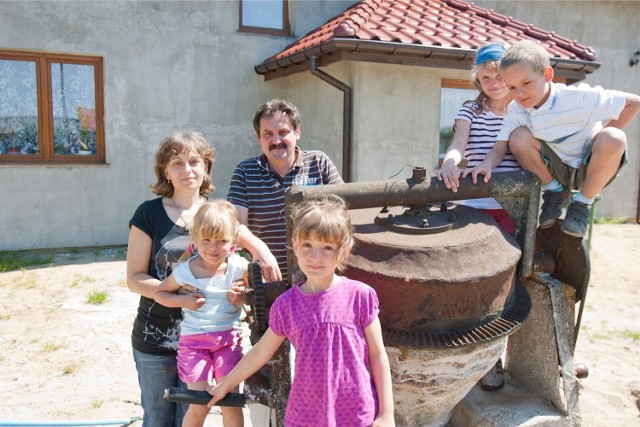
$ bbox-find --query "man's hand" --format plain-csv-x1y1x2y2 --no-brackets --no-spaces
257,252,282,282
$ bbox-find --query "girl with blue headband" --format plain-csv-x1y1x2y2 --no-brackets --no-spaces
437,42,521,391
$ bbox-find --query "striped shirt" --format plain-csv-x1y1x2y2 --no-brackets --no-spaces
497,83,626,168
227,148,343,280
455,103,520,209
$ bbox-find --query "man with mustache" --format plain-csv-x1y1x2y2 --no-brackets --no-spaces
226,98,343,425
227,98,343,282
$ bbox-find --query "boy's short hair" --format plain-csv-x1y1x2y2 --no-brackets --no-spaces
290,194,354,271
500,40,550,74
253,99,301,134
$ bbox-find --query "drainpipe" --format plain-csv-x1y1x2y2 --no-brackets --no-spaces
309,56,352,183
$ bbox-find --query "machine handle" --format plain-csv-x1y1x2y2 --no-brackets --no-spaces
164,387,247,407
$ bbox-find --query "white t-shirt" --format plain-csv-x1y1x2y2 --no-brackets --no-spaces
172,252,248,335
497,82,626,168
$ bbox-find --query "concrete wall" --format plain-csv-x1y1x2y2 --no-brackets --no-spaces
474,1,640,219
1,1,636,250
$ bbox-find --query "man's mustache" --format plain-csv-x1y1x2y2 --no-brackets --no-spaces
270,143,287,151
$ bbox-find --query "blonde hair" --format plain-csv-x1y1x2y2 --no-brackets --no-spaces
500,40,550,75
151,131,216,197
191,200,239,244
468,59,502,114
290,194,354,271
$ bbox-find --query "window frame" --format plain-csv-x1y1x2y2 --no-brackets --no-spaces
239,0,290,36
0,50,105,165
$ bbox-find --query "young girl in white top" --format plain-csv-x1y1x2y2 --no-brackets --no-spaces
437,42,520,236
156,200,248,427
206,194,395,427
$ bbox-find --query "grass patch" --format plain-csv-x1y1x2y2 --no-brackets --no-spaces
621,328,640,341
86,290,108,305
594,217,627,224
0,251,54,272
0,313,11,320
63,364,77,375
91,399,104,409
116,279,128,288
43,342,62,352
71,274,96,287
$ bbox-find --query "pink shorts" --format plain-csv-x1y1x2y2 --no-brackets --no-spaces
177,330,243,384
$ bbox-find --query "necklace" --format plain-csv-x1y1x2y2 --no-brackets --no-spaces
170,197,204,233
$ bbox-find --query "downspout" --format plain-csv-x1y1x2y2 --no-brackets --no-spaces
309,57,352,183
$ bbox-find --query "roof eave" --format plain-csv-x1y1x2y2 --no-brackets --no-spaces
255,39,600,83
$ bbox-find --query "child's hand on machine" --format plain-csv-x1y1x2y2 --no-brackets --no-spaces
227,280,247,306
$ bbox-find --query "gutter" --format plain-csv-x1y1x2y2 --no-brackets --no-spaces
256,39,601,78
309,56,352,183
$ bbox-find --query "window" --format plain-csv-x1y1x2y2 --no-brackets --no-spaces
240,0,290,35
0,50,104,164
439,79,476,164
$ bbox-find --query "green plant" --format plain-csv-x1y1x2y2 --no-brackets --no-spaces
439,127,455,156
43,342,62,352
86,290,108,305
0,251,54,272
17,118,39,154
594,217,627,224
63,364,76,375
91,399,104,409
621,328,640,341
71,274,96,287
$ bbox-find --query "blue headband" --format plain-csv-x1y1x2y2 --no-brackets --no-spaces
475,43,506,65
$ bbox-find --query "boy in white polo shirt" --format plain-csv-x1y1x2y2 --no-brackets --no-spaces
468,40,640,238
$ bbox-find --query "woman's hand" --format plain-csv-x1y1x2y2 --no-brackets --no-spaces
180,292,206,311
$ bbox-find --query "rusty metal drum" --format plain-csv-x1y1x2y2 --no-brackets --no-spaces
345,203,522,338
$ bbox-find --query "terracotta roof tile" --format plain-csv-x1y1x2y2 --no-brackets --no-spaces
260,0,595,67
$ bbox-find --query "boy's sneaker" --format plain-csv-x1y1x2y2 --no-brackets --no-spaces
539,189,570,228
561,201,591,238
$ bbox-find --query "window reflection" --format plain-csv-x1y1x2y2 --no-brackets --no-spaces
241,0,284,30
51,63,96,155
0,59,39,155
440,86,476,161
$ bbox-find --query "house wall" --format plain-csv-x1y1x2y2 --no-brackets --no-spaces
0,0,350,250
1,1,636,251
474,1,640,219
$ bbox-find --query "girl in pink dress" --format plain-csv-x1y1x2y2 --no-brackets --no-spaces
207,194,395,427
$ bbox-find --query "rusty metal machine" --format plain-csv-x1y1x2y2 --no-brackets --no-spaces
166,168,590,426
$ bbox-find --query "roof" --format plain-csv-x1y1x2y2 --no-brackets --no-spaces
256,0,599,81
